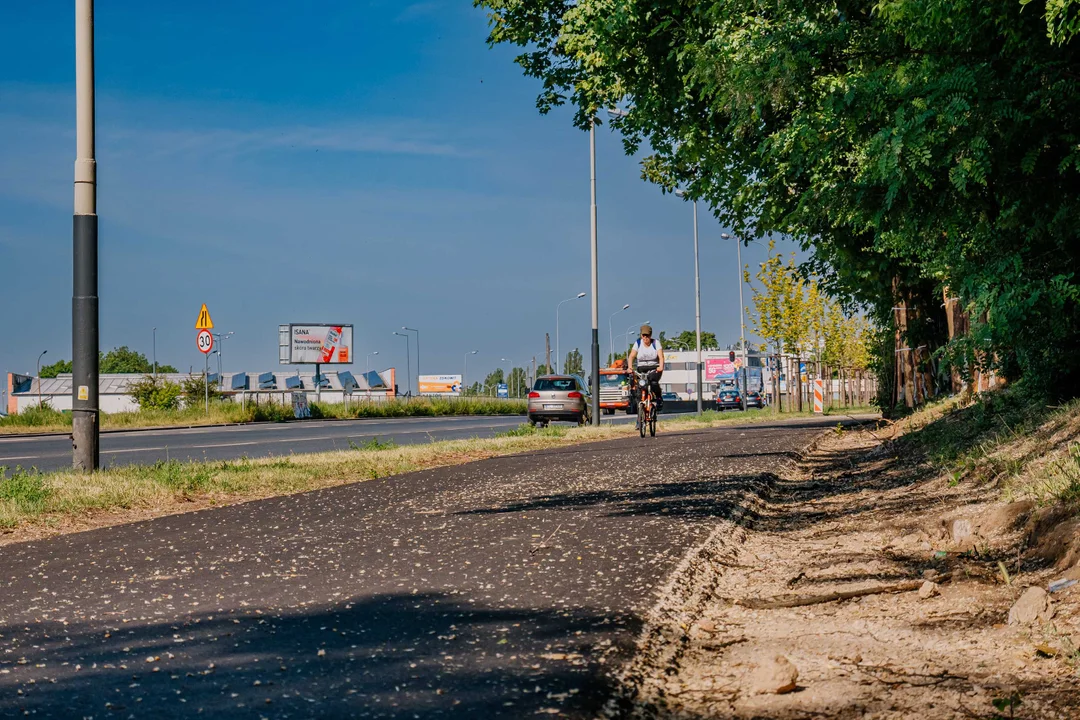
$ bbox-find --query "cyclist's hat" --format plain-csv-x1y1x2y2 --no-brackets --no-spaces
640,324,653,336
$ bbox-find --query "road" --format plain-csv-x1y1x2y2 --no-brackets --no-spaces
0,417,845,718
0,415,627,473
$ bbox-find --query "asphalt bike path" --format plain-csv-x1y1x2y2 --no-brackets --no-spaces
0,417,842,718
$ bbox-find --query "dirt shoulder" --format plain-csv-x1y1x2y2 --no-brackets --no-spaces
612,423,1080,719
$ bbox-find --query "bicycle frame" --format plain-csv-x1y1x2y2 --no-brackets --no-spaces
635,370,658,437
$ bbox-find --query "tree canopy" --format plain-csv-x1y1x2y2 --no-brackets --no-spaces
39,348,177,378
477,0,1080,396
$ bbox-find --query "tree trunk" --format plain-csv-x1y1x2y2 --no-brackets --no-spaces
795,356,803,412
777,351,786,414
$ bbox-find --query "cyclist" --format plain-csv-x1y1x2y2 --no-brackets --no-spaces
627,324,665,415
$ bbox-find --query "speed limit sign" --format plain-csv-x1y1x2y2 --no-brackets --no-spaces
197,329,214,354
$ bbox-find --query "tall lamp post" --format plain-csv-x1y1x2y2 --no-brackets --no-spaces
677,190,704,415
501,357,515,398
393,332,411,397
72,0,99,471
402,327,419,393
36,350,48,409
608,304,630,365
152,327,157,378
464,350,477,394
721,233,754,410
556,292,586,374
366,351,379,374
212,331,233,381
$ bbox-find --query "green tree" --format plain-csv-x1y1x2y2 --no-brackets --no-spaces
100,346,154,374
661,330,719,351
39,349,178,378
508,367,529,398
482,369,505,395
563,348,584,376
39,359,73,379
476,0,1080,398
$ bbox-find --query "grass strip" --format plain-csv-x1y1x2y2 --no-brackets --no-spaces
0,398,529,435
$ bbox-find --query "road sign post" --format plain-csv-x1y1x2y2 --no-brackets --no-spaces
197,326,214,415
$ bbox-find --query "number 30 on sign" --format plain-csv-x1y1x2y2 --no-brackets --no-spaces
197,329,214,354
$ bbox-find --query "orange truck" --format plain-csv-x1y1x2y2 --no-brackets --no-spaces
599,359,635,415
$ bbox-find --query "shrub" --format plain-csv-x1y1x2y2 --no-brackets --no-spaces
180,373,222,408
128,375,184,410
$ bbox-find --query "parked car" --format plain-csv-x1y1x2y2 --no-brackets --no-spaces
715,388,744,411
744,390,765,409
528,375,590,426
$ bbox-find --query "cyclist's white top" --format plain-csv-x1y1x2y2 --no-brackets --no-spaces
635,338,662,366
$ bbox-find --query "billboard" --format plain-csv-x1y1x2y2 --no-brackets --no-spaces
418,374,462,396
279,324,354,364
705,358,739,379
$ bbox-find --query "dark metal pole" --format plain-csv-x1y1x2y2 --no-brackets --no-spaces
72,0,99,471
692,200,703,415
37,351,47,409
589,121,600,425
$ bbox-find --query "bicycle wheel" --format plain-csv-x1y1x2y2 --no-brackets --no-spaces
638,403,646,438
649,408,657,437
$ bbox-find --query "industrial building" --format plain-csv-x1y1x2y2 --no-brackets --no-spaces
6,368,398,415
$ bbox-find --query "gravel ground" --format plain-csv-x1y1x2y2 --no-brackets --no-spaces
616,428,1080,720
0,418,836,719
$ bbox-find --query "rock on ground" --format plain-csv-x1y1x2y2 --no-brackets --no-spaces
1007,586,1055,625
748,654,799,695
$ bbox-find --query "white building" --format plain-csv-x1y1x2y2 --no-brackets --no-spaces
6,368,398,415
657,350,767,400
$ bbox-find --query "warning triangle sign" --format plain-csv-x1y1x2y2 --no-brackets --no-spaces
195,304,214,330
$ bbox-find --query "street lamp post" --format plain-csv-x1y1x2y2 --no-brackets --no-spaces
722,233,751,410
152,327,157,378
677,191,704,415
212,331,233,381
366,351,379,374
36,350,48,409
393,332,411,397
72,0,99,471
464,350,477,394
501,358,515,398
402,327,419,394
588,120,600,425
608,304,630,366
556,292,586,374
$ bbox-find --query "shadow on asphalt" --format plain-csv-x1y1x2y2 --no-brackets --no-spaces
456,473,777,520
0,593,638,719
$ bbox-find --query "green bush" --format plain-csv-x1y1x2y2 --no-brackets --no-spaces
0,405,71,429
128,375,184,410
180,373,222,408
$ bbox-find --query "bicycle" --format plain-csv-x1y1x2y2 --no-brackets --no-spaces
635,370,658,438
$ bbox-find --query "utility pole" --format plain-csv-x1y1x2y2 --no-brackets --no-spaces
692,200,703,415
545,333,552,375
72,0,99,471
589,120,601,425
736,237,748,410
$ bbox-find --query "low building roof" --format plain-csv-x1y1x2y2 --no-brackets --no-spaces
15,370,394,396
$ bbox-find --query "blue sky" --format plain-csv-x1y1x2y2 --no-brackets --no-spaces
0,1,792,391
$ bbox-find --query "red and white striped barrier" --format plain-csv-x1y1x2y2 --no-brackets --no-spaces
813,379,824,414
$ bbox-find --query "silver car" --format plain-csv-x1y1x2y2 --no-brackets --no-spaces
527,375,590,426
